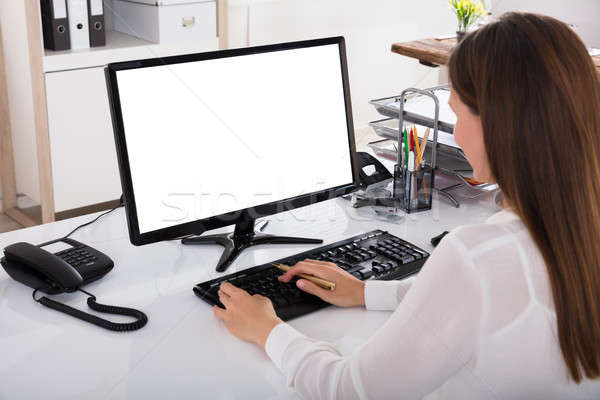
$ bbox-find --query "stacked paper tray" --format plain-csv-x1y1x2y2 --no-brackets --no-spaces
368,118,470,173
367,138,473,179
367,115,495,190
368,138,498,197
368,117,459,150
369,86,456,134
368,86,498,205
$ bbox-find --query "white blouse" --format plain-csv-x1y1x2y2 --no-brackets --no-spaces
265,209,600,399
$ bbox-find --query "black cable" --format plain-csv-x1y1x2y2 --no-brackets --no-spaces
32,287,148,332
31,195,148,332
258,220,269,232
62,201,123,240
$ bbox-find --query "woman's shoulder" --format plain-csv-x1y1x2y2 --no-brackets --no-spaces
443,209,527,259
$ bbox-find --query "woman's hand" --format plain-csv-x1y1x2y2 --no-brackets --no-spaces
213,282,282,349
278,259,365,307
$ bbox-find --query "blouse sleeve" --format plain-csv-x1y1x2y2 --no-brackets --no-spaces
364,277,415,311
264,231,483,400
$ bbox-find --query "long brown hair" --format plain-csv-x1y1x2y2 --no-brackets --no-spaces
449,12,600,382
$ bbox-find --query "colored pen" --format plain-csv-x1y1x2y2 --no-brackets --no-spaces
408,151,417,206
403,129,409,168
414,127,422,167
420,128,431,199
419,128,431,166
271,263,336,291
401,128,406,166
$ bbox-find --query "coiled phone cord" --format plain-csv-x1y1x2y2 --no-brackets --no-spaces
32,288,148,332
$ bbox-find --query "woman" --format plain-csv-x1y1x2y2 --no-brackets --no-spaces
213,12,600,398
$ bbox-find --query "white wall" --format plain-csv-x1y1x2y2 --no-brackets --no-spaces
0,1,41,205
492,0,600,47
229,0,458,130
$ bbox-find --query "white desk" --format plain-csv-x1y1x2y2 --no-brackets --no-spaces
0,184,499,399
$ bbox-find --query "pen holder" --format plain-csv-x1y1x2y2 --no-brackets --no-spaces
393,164,434,213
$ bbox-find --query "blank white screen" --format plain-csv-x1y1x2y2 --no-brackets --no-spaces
116,43,354,234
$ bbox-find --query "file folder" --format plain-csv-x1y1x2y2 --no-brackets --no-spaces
40,0,71,51
87,0,106,47
67,0,90,49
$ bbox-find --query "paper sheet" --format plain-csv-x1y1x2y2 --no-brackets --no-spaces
382,90,459,148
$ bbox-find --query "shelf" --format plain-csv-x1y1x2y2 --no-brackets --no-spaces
43,30,219,73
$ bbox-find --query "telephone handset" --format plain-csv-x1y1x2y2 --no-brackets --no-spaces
4,242,84,293
1,238,147,332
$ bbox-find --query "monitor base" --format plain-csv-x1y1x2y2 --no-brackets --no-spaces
181,217,323,273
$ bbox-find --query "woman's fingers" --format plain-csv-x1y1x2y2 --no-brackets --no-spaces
278,260,331,282
218,289,232,308
296,279,331,301
302,259,336,267
213,305,227,320
220,281,244,297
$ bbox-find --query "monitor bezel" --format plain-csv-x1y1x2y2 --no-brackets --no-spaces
106,36,359,246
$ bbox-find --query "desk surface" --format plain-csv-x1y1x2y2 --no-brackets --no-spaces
392,37,600,74
0,181,499,399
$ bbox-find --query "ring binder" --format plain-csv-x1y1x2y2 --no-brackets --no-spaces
40,0,71,51
87,0,106,47
67,0,91,49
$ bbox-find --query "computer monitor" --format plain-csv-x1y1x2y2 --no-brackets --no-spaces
105,37,359,272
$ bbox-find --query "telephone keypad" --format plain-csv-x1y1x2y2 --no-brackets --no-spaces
57,246,98,268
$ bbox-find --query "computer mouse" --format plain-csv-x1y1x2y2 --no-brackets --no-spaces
430,231,450,247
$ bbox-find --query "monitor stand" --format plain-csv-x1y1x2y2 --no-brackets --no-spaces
181,215,323,272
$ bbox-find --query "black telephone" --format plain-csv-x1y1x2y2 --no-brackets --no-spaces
2,238,113,294
1,238,147,332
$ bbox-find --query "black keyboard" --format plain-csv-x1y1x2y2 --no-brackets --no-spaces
193,230,429,321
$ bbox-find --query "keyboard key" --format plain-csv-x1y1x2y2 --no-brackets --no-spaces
400,255,415,264
372,265,384,274
286,292,304,304
346,254,361,263
359,269,373,279
234,279,245,286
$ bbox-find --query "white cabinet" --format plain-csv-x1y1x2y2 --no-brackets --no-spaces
41,28,221,213
0,0,228,222
45,67,121,212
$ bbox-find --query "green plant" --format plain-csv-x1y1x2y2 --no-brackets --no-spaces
448,0,487,32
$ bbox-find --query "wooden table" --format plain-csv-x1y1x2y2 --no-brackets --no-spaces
392,38,456,67
392,37,600,75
